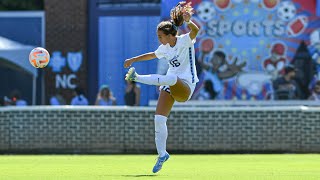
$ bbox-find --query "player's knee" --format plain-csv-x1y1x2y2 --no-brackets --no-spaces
170,88,190,102
172,95,188,102
176,98,188,102
167,74,177,86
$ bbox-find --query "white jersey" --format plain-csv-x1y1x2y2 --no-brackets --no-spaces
154,33,199,85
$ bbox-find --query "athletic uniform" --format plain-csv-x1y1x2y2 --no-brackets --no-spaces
124,32,199,173
154,33,199,100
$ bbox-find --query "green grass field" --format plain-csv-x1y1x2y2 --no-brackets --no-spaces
0,154,319,180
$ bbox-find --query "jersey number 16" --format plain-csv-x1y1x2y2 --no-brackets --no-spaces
169,59,180,67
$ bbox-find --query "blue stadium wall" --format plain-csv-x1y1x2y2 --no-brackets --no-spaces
88,1,161,105
0,15,43,46
98,16,159,105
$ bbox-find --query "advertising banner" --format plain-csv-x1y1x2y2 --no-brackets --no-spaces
162,0,320,100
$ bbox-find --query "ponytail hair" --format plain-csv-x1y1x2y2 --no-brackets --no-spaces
157,1,193,36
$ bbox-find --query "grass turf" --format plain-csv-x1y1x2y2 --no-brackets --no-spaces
0,154,319,179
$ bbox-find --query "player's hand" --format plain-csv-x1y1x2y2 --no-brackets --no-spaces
124,58,134,68
183,11,191,23
182,1,193,23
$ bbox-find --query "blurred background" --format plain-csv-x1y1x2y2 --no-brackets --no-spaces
1,0,320,107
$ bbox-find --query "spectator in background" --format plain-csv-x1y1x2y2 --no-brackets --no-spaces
125,80,141,106
11,90,27,106
0,97,4,106
50,90,66,105
70,87,89,105
308,80,320,100
3,96,12,106
273,65,301,100
95,85,116,106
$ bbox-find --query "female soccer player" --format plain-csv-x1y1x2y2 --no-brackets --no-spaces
123,2,199,173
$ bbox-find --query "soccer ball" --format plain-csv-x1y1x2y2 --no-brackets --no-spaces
196,1,216,22
277,1,296,21
29,47,50,68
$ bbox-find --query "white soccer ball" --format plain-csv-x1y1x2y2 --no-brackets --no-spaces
277,1,296,21
29,47,50,68
196,1,216,22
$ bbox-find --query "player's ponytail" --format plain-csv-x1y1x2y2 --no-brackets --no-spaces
157,1,193,36
170,1,193,27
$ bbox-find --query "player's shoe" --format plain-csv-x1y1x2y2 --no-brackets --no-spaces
152,152,170,173
125,67,137,81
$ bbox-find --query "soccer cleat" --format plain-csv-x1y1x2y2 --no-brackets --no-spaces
125,67,137,81
152,152,170,173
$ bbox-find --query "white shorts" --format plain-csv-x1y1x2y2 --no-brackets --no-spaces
159,79,196,101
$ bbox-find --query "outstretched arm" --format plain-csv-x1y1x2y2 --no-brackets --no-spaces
124,52,157,68
186,20,199,40
182,3,199,40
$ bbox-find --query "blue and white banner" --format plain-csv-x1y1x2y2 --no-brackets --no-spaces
162,0,320,100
